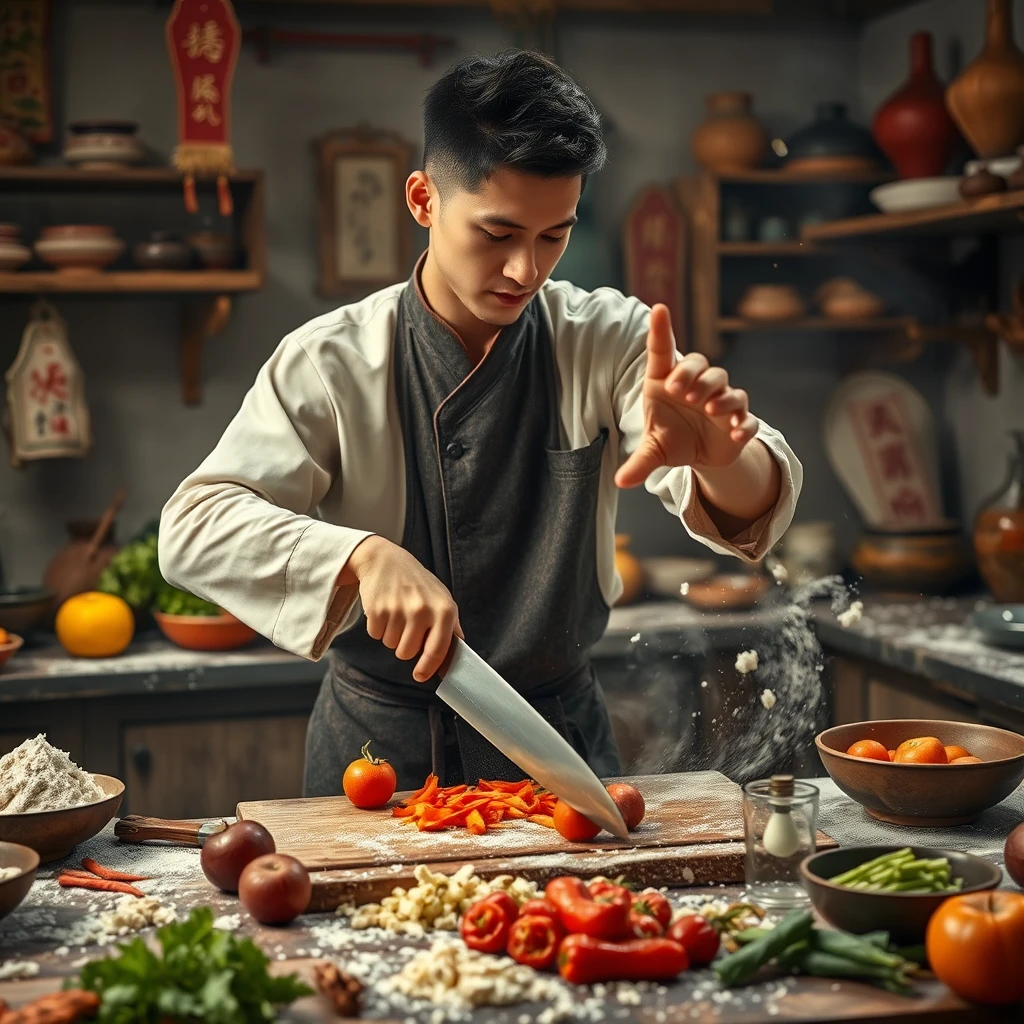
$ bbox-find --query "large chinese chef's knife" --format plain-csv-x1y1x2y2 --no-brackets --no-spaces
437,638,628,840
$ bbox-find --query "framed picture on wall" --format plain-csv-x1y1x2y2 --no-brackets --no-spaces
315,125,414,297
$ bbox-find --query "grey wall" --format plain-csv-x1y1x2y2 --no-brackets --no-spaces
859,0,1024,520
2,1,873,584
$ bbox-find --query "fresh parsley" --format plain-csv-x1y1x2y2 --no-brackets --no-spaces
75,907,313,1023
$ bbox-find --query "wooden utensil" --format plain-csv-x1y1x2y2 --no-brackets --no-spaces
114,814,227,847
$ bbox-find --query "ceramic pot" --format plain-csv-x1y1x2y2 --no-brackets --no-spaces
816,278,885,320
873,32,959,179
947,0,1024,159
737,284,805,322
614,534,643,606
35,226,124,273
42,519,120,612
691,92,769,174
850,521,973,594
64,128,145,169
0,224,29,272
0,119,31,167
133,231,192,271
187,229,235,269
785,103,882,174
974,430,1024,601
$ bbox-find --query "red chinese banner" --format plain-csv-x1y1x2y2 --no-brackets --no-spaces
166,0,241,215
846,393,942,525
623,185,686,349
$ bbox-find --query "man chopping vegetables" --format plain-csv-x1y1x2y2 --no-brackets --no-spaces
159,50,802,795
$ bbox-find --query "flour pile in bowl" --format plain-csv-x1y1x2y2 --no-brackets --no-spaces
0,734,104,814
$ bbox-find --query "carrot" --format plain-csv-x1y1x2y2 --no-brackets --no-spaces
0,989,100,1024
81,857,150,882
58,873,145,898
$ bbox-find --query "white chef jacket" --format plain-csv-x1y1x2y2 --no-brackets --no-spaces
158,279,803,663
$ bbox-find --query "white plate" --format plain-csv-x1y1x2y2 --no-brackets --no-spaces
966,154,1022,179
823,372,943,528
870,178,961,213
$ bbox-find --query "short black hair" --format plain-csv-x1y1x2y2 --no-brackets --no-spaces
423,49,606,195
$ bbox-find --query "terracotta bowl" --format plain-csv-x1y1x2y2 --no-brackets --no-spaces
35,232,124,273
0,841,39,921
0,240,30,271
153,610,257,651
800,845,1002,944
0,631,24,669
683,573,770,609
0,775,124,863
816,720,1024,826
39,224,115,240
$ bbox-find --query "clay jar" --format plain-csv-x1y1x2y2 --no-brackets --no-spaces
691,92,769,174
614,534,643,606
850,521,973,594
974,430,1024,601
947,0,1024,159
873,32,959,179
42,518,120,611
737,284,805,322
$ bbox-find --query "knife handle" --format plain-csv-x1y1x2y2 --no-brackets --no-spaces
115,814,227,847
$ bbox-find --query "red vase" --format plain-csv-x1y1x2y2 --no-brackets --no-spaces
873,32,959,179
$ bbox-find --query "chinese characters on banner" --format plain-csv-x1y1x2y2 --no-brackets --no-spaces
846,394,942,524
0,0,54,143
165,0,240,214
4,302,91,468
623,185,686,348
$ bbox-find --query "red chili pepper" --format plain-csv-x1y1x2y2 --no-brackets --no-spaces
507,913,565,970
460,899,513,954
668,914,720,966
546,877,631,940
557,935,690,984
519,898,559,921
481,891,520,923
629,909,665,938
630,890,672,929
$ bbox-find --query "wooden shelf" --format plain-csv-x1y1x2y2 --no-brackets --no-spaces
802,190,1024,241
717,241,826,256
717,169,892,185
0,167,261,190
718,316,914,333
0,270,262,294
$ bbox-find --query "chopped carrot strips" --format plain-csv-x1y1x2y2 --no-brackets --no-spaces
527,814,555,829
466,809,487,835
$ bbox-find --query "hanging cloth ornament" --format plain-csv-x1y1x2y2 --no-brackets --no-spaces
165,0,241,217
4,300,91,469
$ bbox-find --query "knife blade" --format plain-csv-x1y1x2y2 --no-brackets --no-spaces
437,638,629,841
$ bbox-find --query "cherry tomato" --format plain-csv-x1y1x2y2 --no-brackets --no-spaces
630,890,672,928
629,910,665,938
342,740,397,808
553,800,601,842
460,899,513,954
606,783,645,830
668,914,720,966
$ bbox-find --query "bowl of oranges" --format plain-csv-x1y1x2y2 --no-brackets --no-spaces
0,627,23,670
816,720,1024,827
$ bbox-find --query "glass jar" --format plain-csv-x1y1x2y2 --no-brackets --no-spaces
974,430,1024,602
743,775,819,910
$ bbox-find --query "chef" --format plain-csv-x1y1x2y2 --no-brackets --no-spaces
159,49,802,795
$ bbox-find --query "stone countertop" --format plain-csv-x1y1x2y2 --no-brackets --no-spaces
0,601,787,703
0,776,1016,1023
813,595,1024,713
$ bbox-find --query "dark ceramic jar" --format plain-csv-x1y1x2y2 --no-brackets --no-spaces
785,102,883,173
132,231,192,271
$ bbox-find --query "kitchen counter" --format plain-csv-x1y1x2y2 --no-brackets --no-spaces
0,776,1018,1023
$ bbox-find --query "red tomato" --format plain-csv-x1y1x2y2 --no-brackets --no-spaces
518,898,559,921
553,800,601,842
668,914,720,966
630,890,672,928
507,914,565,970
606,783,646,830
482,891,519,922
342,741,397,808
629,910,665,938
460,899,513,954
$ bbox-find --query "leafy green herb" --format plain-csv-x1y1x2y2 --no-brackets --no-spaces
75,907,312,1023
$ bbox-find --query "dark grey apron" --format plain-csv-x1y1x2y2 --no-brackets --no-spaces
303,265,622,794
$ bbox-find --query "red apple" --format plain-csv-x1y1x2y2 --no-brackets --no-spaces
238,853,311,925
606,782,645,831
200,821,276,892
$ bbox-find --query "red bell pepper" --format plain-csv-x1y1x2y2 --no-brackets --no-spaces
668,914,720,965
630,890,672,929
545,877,631,940
628,909,665,938
557,935,690,984
481,891,519,923
519,898,559,921
460,899,514,954
507,913,565,971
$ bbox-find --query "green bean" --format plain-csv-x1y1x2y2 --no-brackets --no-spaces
828,850,913,886
715,910,814,987
809,929,905,969
787,948,913,991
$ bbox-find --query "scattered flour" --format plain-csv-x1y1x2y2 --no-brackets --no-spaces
760,689,777,710
0,866,21,882
214,912,242,931
97,896,176,937
0,734,104,814
0,960,40,980
734,650,759,675
837,601,864,628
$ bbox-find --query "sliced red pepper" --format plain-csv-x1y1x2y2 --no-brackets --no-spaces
481,891,519,922
460,899,513,954
630,890,672,929
557,935,689,984
628,909,665,938
545,876,630,940
518,898,559,921
508,914,565,971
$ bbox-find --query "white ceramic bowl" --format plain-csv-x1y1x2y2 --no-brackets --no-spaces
35,236,124,272
640,557,716,599
870,178,961,213
64,133,144,168
967,154,1022,179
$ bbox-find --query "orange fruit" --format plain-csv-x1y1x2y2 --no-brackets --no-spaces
0,626,9,645
894,737,948,764
846,739,890,762
553,799,601,842
55,591,134,658
944,745,973,762
888,750,897,760
950,755,983,765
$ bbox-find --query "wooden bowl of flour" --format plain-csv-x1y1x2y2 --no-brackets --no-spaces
0,775,124,862
0,841,39,920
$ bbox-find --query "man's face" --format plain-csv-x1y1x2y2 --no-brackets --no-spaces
424,167,581,328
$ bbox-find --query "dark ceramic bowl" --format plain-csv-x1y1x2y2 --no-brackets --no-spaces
786,102,882,163
816,720,1024,826
801,845,1002,944
0,587,54,635
0,841,39,921
971,605,1024,650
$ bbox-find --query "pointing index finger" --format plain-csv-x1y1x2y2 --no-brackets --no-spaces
644,304,677,382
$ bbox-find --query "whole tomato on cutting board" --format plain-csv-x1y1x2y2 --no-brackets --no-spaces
926,891,1024,1005
343,740,397,808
